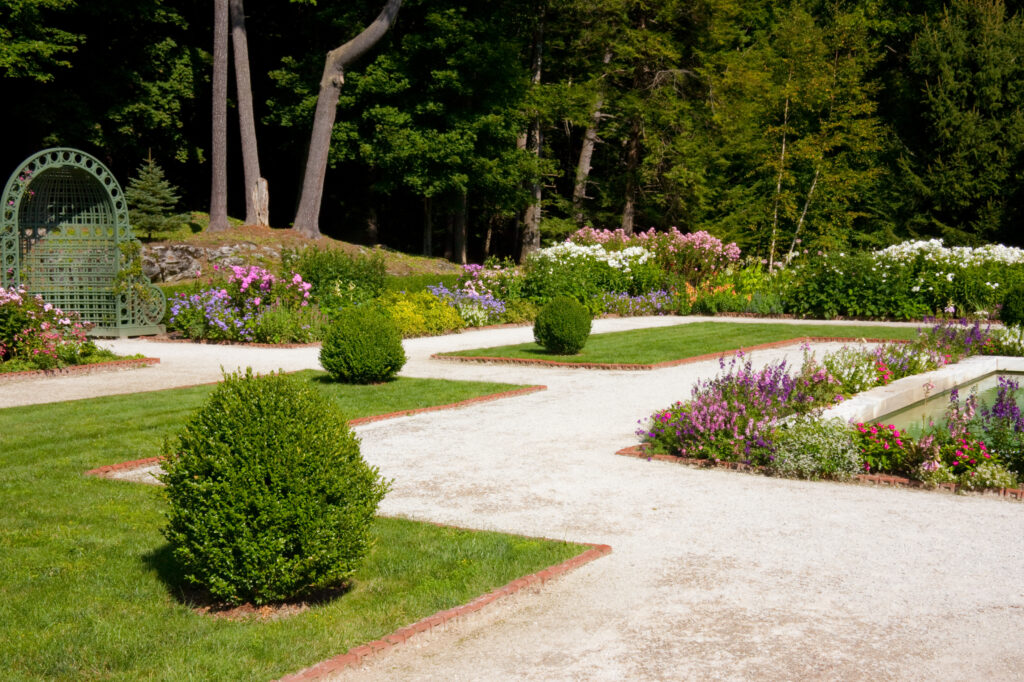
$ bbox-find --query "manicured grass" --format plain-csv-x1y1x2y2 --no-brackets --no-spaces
0,375,580,680
442,321,921,364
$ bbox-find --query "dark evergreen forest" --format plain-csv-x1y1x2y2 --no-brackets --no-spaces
3,0,1023,261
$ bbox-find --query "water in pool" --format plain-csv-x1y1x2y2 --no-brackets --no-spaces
879,372,1024,436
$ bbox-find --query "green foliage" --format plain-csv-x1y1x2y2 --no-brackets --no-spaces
1000,284,1024,327
125,156,186,240
533,296,592,355
320,306,406,383
281,246,387,311
378,290,464,337
161,369,390,605
768,417,862,480
0,0,81,81
899,0,1024,245
782,252,931,319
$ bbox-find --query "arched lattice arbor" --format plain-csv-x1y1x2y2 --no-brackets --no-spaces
1,148,165,336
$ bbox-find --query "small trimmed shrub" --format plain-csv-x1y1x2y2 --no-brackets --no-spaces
161,369,390,605
320,305,406,383
533,296,592,354
768,417,861,480
1001,284,1024,327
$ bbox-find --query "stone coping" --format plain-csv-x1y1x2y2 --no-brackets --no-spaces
822,355,1024,425
0,357,159,385
433,337,905,371
277,541,612,680
615,444,1024,501
84,385,547,480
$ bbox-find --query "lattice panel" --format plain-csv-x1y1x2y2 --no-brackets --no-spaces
0,148,165,335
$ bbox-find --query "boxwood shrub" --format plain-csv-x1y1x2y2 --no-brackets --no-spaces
161,369,390,605
320,305,407,383
533,296,592,354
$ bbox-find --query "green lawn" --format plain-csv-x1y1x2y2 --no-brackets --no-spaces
441,321,921,364
0,374,581,680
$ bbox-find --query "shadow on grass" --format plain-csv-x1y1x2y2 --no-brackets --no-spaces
142,543,351,620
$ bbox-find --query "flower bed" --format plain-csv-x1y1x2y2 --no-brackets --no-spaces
636,319,1023,492
0,286,137,373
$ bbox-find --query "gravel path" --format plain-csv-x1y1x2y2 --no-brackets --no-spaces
6,316,1022,680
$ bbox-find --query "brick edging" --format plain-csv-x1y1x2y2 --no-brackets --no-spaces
84,385,546,479
142,336,320,348
615,444,1024,500
433,336,905,371
276,543,613,680
0,357,160,384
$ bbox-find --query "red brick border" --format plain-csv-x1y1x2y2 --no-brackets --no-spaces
276,542,612,681
0,357,160,384
433,336,905,371
615,444,1024,500
84,385,546,480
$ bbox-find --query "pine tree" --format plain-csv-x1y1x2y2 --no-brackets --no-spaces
126,157,184,240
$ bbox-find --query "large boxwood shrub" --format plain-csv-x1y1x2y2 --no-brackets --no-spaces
320,305,406,383
533,296,592,354
161,369,390,605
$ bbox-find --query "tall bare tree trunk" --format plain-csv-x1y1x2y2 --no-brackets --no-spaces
520,22,544,260
786,166,819,263
573,50,612,226
453,190,468,264
209,0,230,232
768,68,792,271
620,119,641,235
293,0,403,238
229,0,267,226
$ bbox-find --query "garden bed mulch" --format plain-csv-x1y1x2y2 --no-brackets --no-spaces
0,357,160,385
432,336,905,371
84,385,547,481
276,541,612,680
615,444,1024,501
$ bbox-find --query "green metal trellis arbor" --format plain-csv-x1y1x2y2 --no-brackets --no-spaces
1,148,165,336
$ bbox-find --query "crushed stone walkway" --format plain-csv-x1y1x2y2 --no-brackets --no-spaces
5,316,1022,680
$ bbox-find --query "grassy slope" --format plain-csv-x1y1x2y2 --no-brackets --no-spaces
0,374,580,680
443,321,921,364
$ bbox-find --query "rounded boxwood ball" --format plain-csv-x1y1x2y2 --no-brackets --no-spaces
533,296,592,355
320,305,406,383
160,369,390,605
1001,284,1024,327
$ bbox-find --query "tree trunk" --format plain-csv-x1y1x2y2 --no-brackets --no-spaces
229,0,267,226
768,69,792,271
573,50,612,227
422,197,433,256
453,190,468,265
519,22,544,260
209,0,230,232
293,0,403,238
786,166,819,263
620,119,641,235
366,205,379,244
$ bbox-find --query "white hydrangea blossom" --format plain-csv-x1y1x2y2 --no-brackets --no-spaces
531,242,651,271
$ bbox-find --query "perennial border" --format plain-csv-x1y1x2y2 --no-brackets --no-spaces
277,542,613,680
614,444,1024,500
0,357,159,384
433,336,906,371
